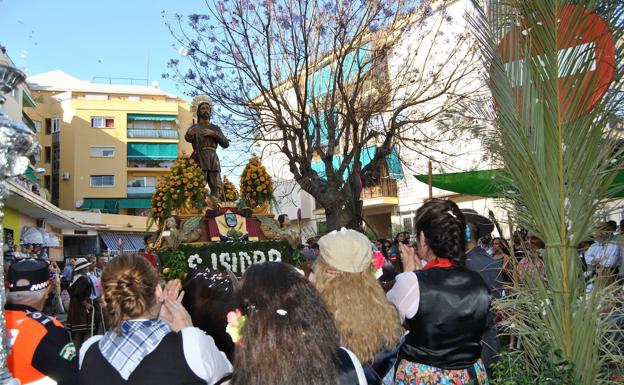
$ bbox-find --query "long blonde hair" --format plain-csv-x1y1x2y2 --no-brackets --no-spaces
313,259,403,363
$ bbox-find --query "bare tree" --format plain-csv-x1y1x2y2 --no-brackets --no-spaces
165,0,483,231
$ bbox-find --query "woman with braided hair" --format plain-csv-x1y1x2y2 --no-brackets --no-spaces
387,199,490,385
78,254,231,385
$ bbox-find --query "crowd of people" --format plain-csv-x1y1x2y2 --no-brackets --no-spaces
5,199,624,385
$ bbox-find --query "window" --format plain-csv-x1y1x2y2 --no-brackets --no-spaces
89,146,115,158
127,96,141,102
44,175,50,190
51,118,61,133
85,94,109,100
90,175,115,187
91,117,115,128
45,118,51,134
33,121,41,133
44,147,51,163
128,176,156,187
161,121,172,130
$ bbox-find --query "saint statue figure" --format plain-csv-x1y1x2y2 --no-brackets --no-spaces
185,98,229,199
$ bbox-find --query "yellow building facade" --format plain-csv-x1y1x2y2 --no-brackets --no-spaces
24,71,193,216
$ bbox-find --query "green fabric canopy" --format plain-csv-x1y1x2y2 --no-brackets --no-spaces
127,113,177,121
118,199,151,209
81,199,119,213
23,166,38,184
415,169,624,198
127,143,178,160
22,92,36,108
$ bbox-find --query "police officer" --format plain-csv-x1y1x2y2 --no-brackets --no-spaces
5,259,79,385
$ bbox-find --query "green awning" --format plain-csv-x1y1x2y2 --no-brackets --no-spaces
414,169,508,197
81,199,119,213
22,112,36,132
23,166,38,184
127,113,177,121
22,92,36,108
118,199,151,209
127,143,178,160
415,169,624,198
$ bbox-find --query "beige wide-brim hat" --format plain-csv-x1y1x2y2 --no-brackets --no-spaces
318,228,373,273
73,257,92,272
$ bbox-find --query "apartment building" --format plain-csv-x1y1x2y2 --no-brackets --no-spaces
24,70,193,216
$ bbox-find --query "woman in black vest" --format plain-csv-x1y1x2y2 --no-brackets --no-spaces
79,254,232,385
387,199,490,385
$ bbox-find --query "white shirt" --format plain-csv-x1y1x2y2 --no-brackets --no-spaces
387,272,420,323
584,242,620,268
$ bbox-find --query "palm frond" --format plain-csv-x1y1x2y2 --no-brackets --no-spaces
469,0,624,383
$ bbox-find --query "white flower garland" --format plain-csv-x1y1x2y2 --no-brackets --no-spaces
186,249,283,273
187,254,203,269
267,249,282,262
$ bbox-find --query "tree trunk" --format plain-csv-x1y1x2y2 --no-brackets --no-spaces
297,172,364,233
314,189,363,233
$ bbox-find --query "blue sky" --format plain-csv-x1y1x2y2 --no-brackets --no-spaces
1,0,252,176
1,0,206,99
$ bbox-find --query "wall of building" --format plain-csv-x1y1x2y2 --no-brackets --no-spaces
3,206,21,243
27,86,193,213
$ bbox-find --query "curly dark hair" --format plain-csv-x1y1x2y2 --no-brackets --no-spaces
415,198,467,266
231,262,340,385
182,268,236,361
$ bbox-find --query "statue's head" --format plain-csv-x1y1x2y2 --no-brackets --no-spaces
166,215,181,230
197,102,212,121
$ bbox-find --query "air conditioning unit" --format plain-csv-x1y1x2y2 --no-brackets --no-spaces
62,172,70,180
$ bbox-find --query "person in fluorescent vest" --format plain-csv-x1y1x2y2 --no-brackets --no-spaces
5,258,79,385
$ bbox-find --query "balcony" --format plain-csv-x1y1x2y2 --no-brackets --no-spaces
313,178,399,213
127,129,179,139
127,185,156,197
127,159,175,169
362,178,398,208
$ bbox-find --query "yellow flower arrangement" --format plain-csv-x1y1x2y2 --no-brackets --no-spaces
239,156,274,208
223,176,239,201
150,155,208,226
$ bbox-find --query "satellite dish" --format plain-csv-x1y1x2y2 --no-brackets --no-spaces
151,80,159,88
75,199,84,208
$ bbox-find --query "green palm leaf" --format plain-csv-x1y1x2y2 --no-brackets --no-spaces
469,0,623,383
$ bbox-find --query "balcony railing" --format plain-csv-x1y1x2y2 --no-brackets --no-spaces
127,128,179,139
127,159,175,169
127,186,156,196
361,179,398,200
314,178,398,210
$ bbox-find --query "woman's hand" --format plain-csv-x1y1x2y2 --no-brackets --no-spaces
159,279,187,328
162,279,183,302
399,243,421,272
162,298,193,331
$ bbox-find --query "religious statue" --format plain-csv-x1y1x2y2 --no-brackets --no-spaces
185,97,229,199
153,215,183,250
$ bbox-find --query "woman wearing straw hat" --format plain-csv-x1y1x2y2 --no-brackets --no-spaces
68,257,94,350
